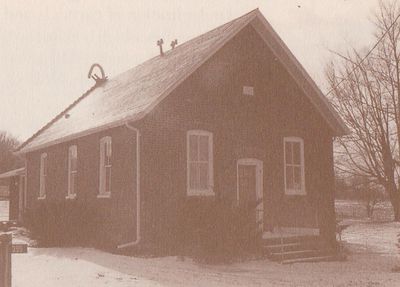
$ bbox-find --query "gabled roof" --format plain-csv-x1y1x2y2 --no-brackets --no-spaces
17,9,348,154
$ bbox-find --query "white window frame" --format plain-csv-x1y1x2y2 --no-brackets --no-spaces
66,145,78,199
186,130,214,196
38,153,47,199
283,137,306,195
98,136,112,198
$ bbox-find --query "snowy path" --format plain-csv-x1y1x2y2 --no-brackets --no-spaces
12,245,400,287
341,220,400,255
13,248,161,287
9,220,400,286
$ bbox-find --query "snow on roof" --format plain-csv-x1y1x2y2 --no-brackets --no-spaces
17,9,348,154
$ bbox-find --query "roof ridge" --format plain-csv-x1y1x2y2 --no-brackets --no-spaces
111,8,260,79
166,8,259,53
16,82,101,152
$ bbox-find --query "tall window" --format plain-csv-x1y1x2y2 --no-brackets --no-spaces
99,136,112,197
187,130,213,196
39,153,47,199
67,145,78,199
284,137,305,195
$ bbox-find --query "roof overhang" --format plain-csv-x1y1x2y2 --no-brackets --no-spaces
0,168,25,179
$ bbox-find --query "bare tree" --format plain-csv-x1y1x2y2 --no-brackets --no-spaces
0,131,21,174
326,1,400,221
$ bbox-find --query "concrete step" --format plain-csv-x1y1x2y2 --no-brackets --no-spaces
269,249,321,261
263,242,303,253
262,235,320,246
281,255,338,264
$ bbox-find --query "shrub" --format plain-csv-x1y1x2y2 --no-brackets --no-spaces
24,201,104,247
180,199,262,264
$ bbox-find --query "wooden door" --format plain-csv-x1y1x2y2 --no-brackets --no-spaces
238,165,257,210
237,159,263,234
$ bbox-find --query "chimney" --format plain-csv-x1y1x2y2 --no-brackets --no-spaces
170,39,178,50
157,39,164,56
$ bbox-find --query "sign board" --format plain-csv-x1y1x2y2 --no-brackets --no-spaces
11,243,27,254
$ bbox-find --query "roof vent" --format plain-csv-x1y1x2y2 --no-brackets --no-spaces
88,63,107,84
170,39,178,50
157,39,164,56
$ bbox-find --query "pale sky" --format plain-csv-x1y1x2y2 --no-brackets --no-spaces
0,0,380,141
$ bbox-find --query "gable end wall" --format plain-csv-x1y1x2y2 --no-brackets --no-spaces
137,25,336,244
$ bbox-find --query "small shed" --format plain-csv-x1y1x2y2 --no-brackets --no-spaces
0,168,26,222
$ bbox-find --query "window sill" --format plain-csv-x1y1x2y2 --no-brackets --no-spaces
37,196,46,200
285,190,306,196
97,193,111,199
65,194,77,200
187,190,215,197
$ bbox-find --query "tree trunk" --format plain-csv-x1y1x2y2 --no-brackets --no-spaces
387,184,400,221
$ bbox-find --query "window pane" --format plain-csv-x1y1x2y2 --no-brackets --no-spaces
198,135,209,161
71,157,77,171
70,146,77,158
70,173,76,195
106,141,112,157
103,143,109,164
189,162,198,189
42,181,46,196
286,166,294,189
40,174,46,197
105,166,112,192
285,142,292,164
293,166,302,190
70,147,78,173
199,162,209,189
43,157,47,176
292,142,301,165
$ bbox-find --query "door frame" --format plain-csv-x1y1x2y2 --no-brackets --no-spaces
236,158,264,231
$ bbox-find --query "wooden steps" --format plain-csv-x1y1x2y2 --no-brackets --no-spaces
263,235,337,264
264,242,302,253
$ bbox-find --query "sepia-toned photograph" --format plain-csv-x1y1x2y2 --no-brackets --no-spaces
1,0,400,286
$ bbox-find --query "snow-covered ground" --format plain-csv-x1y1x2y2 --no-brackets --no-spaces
11,245,400,287
10,221,400,287
341,220,400,255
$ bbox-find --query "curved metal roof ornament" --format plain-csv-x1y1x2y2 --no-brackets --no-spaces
88,63,107,84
